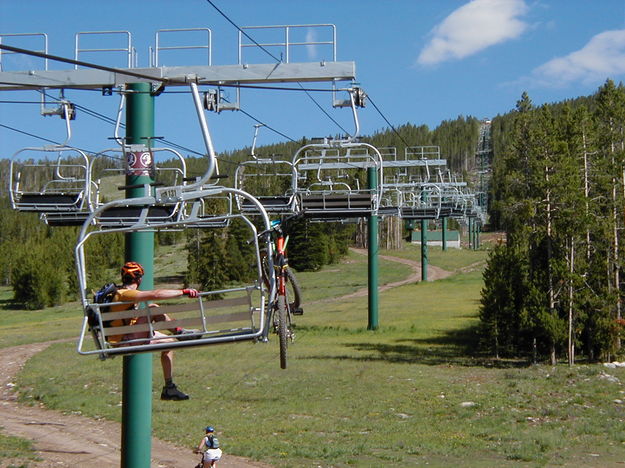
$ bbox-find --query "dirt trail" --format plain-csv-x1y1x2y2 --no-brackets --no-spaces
1,250,457,467
0,341,269,468
327,248,454,301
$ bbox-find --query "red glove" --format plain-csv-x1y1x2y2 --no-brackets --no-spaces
182,288,199,298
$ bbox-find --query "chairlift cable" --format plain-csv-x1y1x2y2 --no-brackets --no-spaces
0,43,169,84
161,83,337,93
365,93,411,147
0,122,122,163
41,90,121,127
203,0,351,136
236,107,296,143
297,85,350,135
0,100,44,104
204,0,282,63
39,91,206,160
0,122,60,145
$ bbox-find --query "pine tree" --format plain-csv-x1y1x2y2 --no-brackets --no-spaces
194,230,228,299
594,80,625,351
288,218,328,272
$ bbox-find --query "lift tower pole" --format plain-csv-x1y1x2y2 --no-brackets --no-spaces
367,167,379,330
122,82,155,468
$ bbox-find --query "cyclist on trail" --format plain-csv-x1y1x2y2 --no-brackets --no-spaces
195,425,222,467
110,261,199,401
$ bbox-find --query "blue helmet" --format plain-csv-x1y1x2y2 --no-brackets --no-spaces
205,426,214,432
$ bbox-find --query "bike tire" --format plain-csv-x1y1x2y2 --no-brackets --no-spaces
277,295,288,369
260,252,272,291
285,267,302,311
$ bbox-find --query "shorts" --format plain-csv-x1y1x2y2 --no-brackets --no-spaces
203,448,222,462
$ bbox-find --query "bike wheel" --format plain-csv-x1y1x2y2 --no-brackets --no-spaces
260,252,272,291
277,295,288,369
285,268,302,311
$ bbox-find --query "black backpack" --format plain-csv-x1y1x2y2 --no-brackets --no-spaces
206,435,219,449
88,283,119,328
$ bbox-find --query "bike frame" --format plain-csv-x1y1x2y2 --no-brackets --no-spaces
258,221,290,337
276,232,288,296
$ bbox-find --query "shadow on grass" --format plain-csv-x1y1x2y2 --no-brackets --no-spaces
155,274,185,285
0,297,26,310
305,324,530,369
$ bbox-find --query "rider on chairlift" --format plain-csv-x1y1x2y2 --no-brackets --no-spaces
109,261,200,400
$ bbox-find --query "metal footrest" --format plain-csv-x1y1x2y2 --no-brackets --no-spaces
240,196,297,214
95,204,180,228
300,192,373,217
15,192,84,212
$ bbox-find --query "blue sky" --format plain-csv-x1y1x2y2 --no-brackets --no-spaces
1,0,625,160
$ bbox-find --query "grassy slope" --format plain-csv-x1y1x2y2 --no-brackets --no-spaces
6,244,625,467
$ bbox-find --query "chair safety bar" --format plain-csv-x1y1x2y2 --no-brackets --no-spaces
78,287,263,358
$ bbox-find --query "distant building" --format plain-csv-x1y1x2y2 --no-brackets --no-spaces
410,229,461,248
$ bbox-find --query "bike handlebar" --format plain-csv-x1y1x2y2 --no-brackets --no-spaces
253,213,301,241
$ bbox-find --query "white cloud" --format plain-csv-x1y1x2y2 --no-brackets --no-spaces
306,29,317,60
417,0,528,66
532,30,625,86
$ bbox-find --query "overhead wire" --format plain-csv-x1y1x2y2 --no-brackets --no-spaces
0,43,169,85
204,0,281,62
0,122,60,145
203,0,350,136
202,1,414,147
366,93,411,147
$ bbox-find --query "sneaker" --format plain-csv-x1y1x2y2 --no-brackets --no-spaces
161,383,189,401
174,328,202,341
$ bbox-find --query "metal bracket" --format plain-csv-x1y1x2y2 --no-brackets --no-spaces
202,86,240,113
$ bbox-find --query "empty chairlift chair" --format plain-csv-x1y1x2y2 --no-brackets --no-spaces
235,158,299,215
234,125,299,216
293,143,383,220
10,147,96,226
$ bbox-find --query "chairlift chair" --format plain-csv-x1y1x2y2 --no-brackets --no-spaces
234,125,299,215
234,158,299,215
75,188,273,358
399,184,443,220
9,103,94,224
290,87,384,221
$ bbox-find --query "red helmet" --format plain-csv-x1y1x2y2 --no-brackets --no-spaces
121,261,144,283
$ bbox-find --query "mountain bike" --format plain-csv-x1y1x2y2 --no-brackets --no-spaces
259,217,303,369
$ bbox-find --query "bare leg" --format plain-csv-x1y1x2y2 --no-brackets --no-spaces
161,350,173,381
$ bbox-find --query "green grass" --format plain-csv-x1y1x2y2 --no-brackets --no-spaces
8,244,625,467
295,249,413,302
380,243,488,273
0,432,40,467
0,294,82,348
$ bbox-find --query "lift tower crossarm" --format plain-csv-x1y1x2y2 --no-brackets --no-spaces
0,62,356,91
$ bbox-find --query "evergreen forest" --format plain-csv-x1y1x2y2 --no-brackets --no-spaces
481,79,625,364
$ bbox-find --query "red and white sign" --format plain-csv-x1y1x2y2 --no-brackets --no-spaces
127,151,154,176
